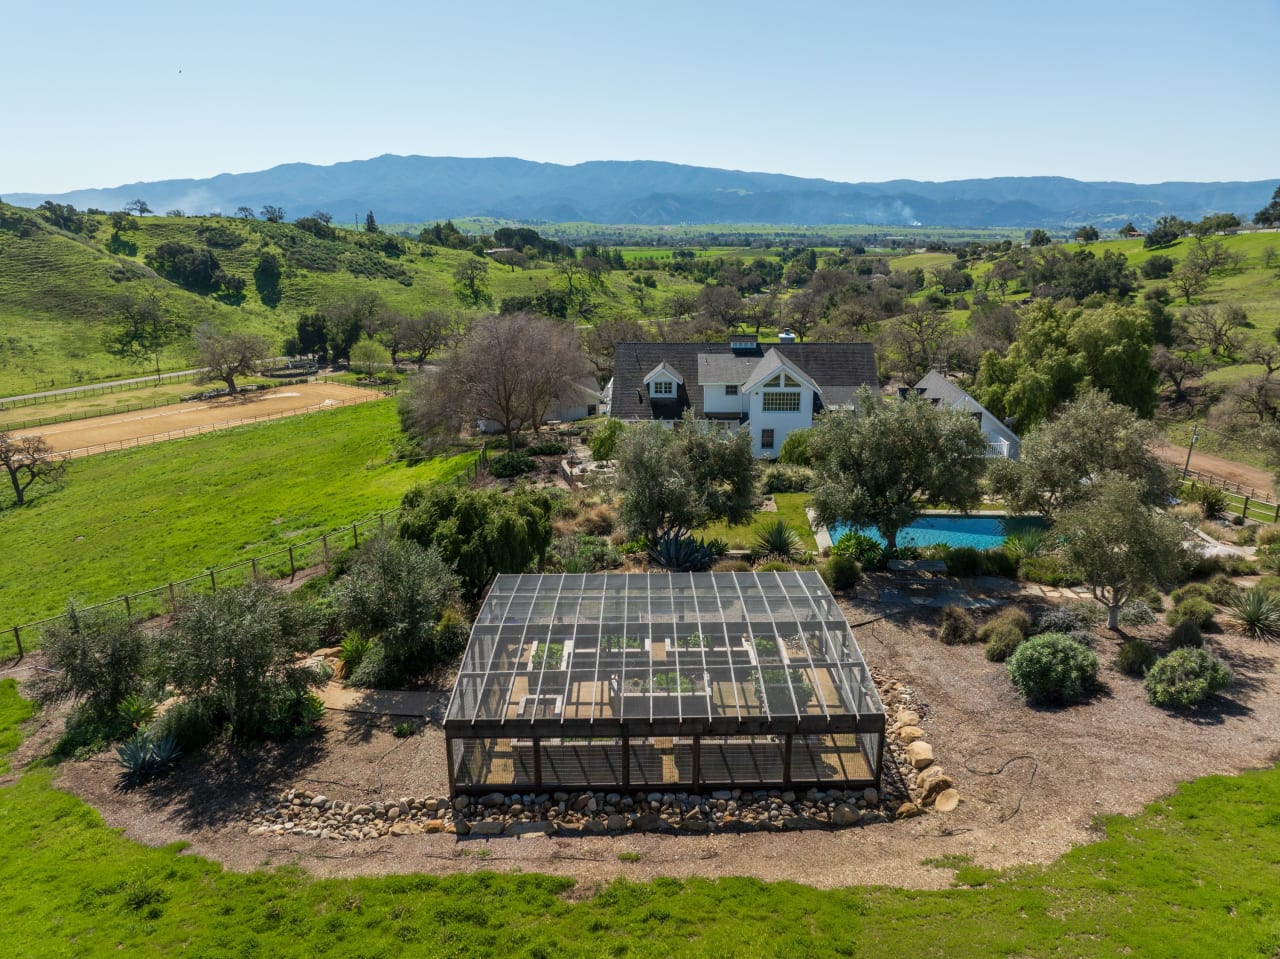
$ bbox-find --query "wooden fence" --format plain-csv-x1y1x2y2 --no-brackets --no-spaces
1180,475,1280,525
0,455,483,663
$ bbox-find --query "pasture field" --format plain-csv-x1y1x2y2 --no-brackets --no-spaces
0,399,476,631
2,683,1280,957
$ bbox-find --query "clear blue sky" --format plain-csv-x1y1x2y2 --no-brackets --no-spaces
3,0,1277,193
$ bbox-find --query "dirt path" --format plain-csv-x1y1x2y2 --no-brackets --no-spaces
48,595,1280,891
15,382,381,457
1155,442,1274,496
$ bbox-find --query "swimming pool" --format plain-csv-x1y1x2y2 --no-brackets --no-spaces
828,515,1046,551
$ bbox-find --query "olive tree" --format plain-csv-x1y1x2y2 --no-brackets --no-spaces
614,417,756,543
160,582,318,739
809,390,988,552
1055,477,1189,630
32,603,152,718
331,535,464,686
987,390,1173,517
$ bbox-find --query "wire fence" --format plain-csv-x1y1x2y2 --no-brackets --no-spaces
1,455,483,663
53,391,382,459
0,371,203,411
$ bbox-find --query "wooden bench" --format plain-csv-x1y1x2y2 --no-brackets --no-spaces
886,559,948,578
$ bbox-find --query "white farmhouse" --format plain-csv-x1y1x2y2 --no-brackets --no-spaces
605,334,878,458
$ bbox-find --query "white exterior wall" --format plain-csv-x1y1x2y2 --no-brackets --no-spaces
701,383,747,416
746,385,814,458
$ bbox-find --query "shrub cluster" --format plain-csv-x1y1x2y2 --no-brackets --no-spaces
759,463,815,494
1144,648,1232,708
820,554,862,591
1017,555,1082,587
1006,633,1099,704
984,623,1025,662
1117,639,1157,677
1168,619,1204,649
1167,597,1215,629
938,605,978,645
488,451,536,478
831,532,883,569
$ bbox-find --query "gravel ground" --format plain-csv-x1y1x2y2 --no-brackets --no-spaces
45,598,1280,890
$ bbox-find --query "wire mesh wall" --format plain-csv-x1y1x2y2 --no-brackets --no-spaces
446,572,885,794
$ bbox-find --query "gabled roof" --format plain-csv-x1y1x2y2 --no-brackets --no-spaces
740,348,822,395
643,361,684,385
610,340,878,422
913,371,1020,445
697,353,758,385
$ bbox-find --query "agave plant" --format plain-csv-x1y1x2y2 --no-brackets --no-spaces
1195,486,1229,520
116,694,157,732
1223,586,1280,639
648,531,715,572
116,731,182,789
1003,529,1047,561
752,520,802,562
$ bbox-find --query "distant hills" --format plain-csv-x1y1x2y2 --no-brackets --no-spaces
6,155,1277,229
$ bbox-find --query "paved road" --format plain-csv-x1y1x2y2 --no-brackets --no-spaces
1,368,204,404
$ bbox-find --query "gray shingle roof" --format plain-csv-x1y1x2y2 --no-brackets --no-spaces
610,340,878,421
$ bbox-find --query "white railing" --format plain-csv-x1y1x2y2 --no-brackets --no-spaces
985,438,1012,458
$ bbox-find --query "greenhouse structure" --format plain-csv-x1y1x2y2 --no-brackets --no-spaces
444,571,886,795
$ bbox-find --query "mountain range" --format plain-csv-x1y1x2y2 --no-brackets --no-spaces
6,155,1277,229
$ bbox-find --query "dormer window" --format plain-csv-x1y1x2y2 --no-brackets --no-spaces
652,380,674,396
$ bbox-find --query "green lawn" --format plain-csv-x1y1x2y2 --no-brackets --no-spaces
3,681,1280,956
0,400,475,640
697,492,817,552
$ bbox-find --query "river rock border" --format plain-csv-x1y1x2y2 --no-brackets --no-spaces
242,671,959,841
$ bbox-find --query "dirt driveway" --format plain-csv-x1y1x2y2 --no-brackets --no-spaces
49,595,1280,891
16,382,380,457
1155,442,1274,496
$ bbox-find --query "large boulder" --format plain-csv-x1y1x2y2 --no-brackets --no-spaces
905,741,934,770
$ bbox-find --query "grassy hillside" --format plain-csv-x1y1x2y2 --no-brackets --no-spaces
0,399,475,633
2,681,1280,956
0,203,712,397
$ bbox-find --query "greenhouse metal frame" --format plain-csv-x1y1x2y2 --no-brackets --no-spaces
444,571,886,795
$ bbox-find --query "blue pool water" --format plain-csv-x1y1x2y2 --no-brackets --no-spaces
828,515,1046,551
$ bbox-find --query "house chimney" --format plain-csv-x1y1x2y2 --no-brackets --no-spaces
777,329,796,344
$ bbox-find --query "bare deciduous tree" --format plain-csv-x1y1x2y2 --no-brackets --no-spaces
401,313,591,450
0,431,66,506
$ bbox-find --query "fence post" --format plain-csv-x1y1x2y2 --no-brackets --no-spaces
122,594,132,618
10,626,21,661
288,546,296,580
379,512,386,530
168,582,177,610
1243,495,1250,519
352,522,359,548
322,534,330,566
252,557,259,580
210,569,217,591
